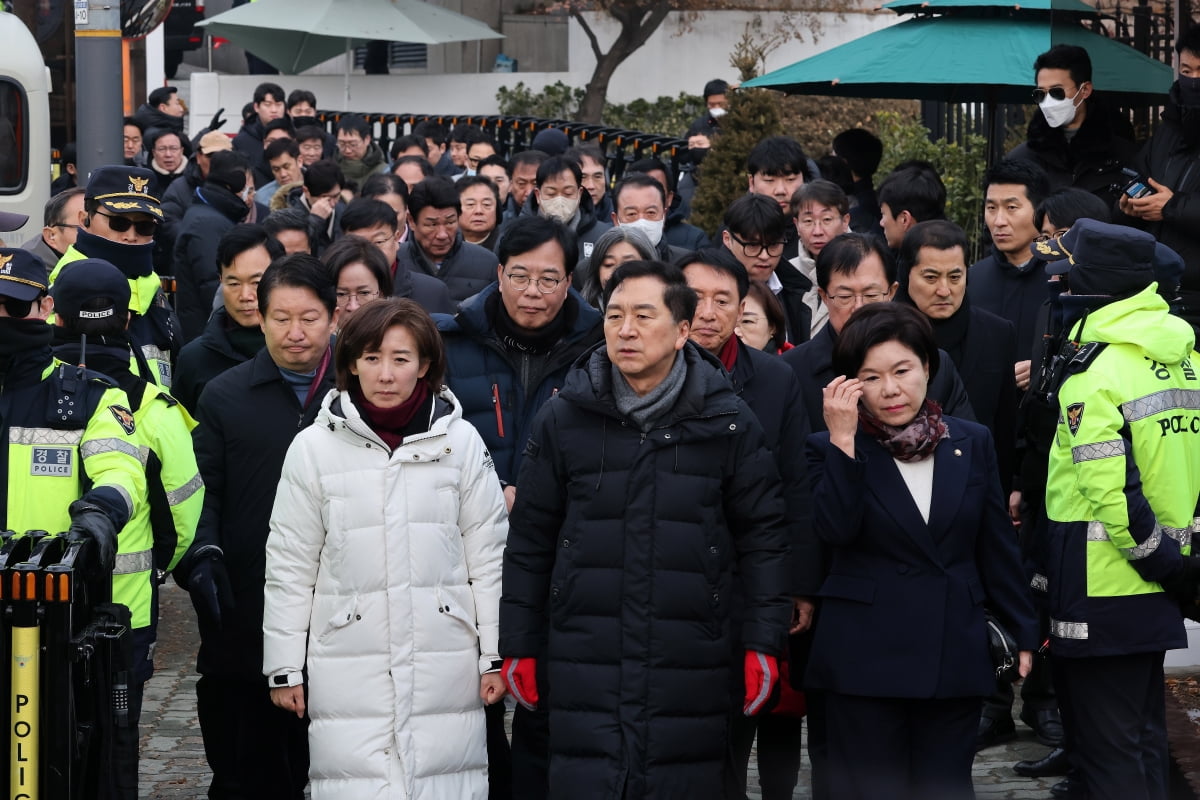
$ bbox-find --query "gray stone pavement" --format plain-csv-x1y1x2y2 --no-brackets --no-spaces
140,583,1059,799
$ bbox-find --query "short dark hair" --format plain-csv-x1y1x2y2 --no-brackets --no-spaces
833,302,940,382
476,154,511,178
253,82,285,105
295,125,326,145
878,162,947,223
1035,187,1111,231
792,179,850,217
627,157,674,193
567,143,606,169
897,220,969,280
467,137,497,156
832,128,884,179
304,160,344,195
612,172,666,209
148,86,177,109
497,216,578,275
703,79,729,99
341,198,399,234
334,298,446,392
123,115,143,134
264,138,300,162
449,123,486,146
983,157,1051,209
360,173,409,205
389,134,428,160
723,193,788,243
1033,44,1093,86
322,234,394,297
1178,23,1200,56
286,89,317,111
62,296,129,338
264,118,296,138
536,156,581,188
678,247,750,301
747,136,811,180
336,114,372,139
206,150,251,194
815,232,896,291
258,253,337,316
603,260,697,324
217,223,284,272
407,176,460,217
44,187,86,227
392,155,434,180
263,207,312,246
413,120,448,145
512,149,549,171
145,128,186,156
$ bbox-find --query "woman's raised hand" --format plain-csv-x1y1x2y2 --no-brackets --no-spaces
823,375,862,458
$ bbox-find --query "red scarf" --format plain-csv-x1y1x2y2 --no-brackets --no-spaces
858,398,949,462
718,336,739,372
352,380,431,450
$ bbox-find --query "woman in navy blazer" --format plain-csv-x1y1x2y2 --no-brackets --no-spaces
805,303,1037,800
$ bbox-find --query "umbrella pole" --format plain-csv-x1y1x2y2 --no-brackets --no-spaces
344,38,352,110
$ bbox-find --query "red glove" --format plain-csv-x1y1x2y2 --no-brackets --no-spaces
502,657,538,710
743,650,779,716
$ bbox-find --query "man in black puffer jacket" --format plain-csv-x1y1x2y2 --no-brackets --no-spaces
500,260,791,800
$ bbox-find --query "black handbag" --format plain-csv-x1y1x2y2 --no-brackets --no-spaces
985,611,1021,683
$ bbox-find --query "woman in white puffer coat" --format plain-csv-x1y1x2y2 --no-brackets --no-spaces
263,298,508,800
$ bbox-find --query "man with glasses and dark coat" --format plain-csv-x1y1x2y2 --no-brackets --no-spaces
49,165,181,389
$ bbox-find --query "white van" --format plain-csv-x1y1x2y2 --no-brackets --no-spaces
0,12,51,247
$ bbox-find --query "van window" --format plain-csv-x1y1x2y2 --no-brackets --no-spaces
0,79,27,195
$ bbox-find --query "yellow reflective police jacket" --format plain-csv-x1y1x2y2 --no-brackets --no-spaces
1045,286,1200,657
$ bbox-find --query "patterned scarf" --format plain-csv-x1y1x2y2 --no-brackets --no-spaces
858,398,949,462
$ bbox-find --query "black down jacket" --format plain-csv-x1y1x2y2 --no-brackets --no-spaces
501,342,791,800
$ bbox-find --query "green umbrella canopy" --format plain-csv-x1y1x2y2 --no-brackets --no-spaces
743,17,1172,105
197,0,504,74
883,0,1097,15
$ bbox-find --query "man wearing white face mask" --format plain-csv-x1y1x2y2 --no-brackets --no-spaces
500,156,612,263
571,173,689,290
1008,45,1136,209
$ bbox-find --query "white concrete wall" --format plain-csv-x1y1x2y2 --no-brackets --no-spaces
187,8,900,136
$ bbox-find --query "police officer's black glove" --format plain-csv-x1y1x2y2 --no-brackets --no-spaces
187,547,235,630
66,501,116,572
208,107,227,132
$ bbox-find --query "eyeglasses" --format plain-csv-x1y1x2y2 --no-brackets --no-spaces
1034,230,1069,244
826,291,887,307
335,289,380,305
94,211,158,236
154,145,183,155
729,232,785,258
505,273,563,293
1031,86,1081,104
797,215,843,230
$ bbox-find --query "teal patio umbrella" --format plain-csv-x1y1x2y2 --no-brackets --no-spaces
197,0,504,105
743,16,1172,105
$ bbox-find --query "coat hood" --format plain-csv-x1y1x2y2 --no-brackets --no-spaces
316,384,463,454
1071,285,1196,364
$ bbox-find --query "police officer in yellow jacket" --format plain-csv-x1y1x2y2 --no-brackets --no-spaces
49,165,179,389
47,257,202,799
1039,220,1200,800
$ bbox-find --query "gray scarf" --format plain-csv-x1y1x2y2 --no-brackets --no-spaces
611,351,688,432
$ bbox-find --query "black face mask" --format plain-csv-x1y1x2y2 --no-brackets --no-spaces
0,316,53,374
1179,75,1200,107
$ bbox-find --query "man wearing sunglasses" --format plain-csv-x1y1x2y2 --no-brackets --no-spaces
1008,45,1136,209
49,165,180,390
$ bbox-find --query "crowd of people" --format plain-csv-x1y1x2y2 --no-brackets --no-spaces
0,28,1199,800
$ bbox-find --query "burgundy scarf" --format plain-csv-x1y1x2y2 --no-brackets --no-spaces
858,398,949,462
352,380,431,450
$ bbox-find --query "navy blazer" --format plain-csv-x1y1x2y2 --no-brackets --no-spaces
804,417,1037,700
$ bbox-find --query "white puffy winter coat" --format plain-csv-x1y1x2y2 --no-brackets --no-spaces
263,387,507,800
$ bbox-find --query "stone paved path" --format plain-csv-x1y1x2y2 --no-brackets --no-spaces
141,583,1061,799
